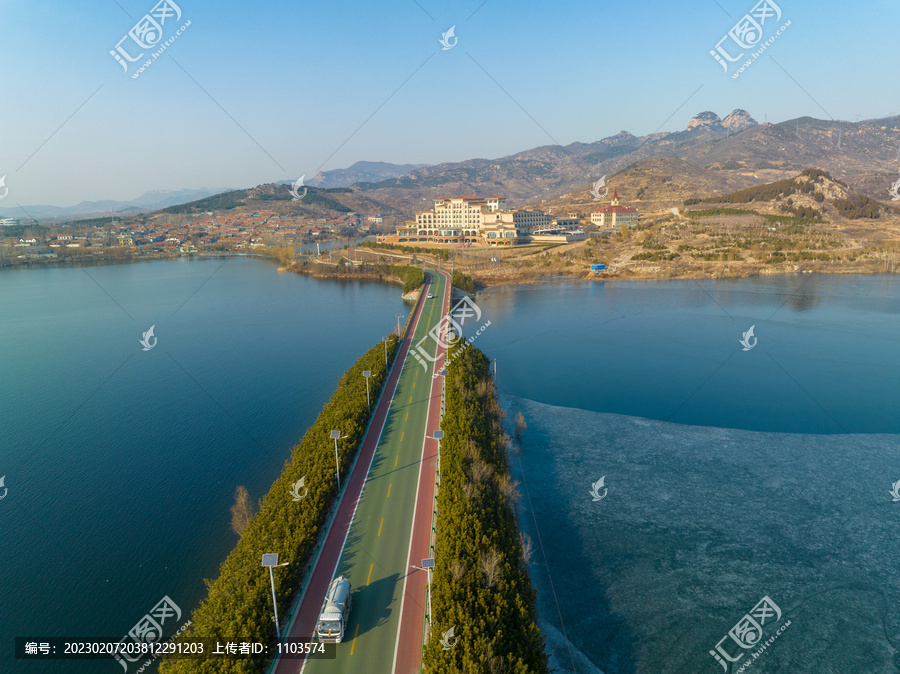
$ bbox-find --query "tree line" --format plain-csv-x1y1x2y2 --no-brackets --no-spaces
159,334,401,674
422,344,548,674
451,270,476,294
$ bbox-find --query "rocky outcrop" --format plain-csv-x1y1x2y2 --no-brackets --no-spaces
687,111,722,131
722,109,758,133
687,109,758,134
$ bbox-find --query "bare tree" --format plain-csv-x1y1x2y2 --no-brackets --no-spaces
449,559,466,582
230,485,256,536
480,549,503,588
519,532,535,565
515,412,527,441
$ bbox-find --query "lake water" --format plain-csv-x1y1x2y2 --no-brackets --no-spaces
0,257,406,673
4,268,899,674
473,274,900,434
464,275,900,673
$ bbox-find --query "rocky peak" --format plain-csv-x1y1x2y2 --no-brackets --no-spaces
722,109,758,132
687,111,722,131
686,110,758,134
602,131,638,146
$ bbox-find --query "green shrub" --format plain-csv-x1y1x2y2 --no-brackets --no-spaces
451,270,476,294
422,345,548,674
159,336,401,674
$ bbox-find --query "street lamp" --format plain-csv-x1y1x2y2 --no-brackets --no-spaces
410,558,435,623
382,336,389,365
395,313,405,336
330,430,345,491
433,430,443,481
438,368,448,415
261,553,290,640
363,370,371,410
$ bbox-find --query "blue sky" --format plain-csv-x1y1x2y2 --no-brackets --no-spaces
2,0,898,207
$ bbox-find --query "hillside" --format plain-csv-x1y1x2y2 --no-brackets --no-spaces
351,111,900,213
358,169,900,287
308,161,430,188
158,183,406,224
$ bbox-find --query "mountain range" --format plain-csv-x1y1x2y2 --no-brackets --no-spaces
351,110,900,213
308,161,431,188
0,188,229,222
11,109,900,224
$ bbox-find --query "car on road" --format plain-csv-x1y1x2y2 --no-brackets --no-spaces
427,294,434,299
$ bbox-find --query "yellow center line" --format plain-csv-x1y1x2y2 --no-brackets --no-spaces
387,483,392,498
405,412,408,421
400,431,404,442
409,395,412,403
350,624,360,655
413,381,416,389
394,455,399,467
367,563,373,586
378,518,384,536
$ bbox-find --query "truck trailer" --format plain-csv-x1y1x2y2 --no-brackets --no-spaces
315,575,352,643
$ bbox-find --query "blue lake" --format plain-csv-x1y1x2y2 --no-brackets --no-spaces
3,266,899,674
0,257,406,673
466,274,900,673
473,274,900,434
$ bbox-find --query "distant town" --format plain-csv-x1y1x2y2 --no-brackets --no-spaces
0,189,646,265
0,209,386,265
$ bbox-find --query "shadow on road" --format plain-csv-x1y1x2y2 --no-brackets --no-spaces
347,572,401,639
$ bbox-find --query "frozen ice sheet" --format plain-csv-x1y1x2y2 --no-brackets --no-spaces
505,395,900,673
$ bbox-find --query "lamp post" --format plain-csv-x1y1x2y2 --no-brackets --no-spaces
433,430,443,483
383,336,389,365
410,558,435,623
261,554,290,640
330,430,344,491
439,368,448,416
395,313,404,337
363,370,371,410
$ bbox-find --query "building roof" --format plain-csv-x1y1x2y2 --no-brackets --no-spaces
593,205,639,214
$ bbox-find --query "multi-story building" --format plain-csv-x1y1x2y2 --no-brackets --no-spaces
590,189,640,229
380,195,580,246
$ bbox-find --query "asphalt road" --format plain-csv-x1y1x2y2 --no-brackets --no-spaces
273,269,449,674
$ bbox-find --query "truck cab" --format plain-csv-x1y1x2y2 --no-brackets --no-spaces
316,575,352,643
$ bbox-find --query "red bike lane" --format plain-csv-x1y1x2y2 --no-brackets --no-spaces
392,268,450,674
271,274,434,674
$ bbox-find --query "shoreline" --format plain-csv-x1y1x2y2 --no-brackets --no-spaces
0,250,282,272
452,260,897,288
5,248,896,291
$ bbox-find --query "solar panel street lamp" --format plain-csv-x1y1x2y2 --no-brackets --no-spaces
363,370,371,410
382,336,389,365
261,553,290,640
433,430,444,484
395,313,405,336
410,558,436,622
330,430,343,491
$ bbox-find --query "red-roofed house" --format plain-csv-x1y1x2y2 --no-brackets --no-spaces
591,189,640,228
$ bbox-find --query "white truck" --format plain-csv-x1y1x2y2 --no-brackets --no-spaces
315,575,352,643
